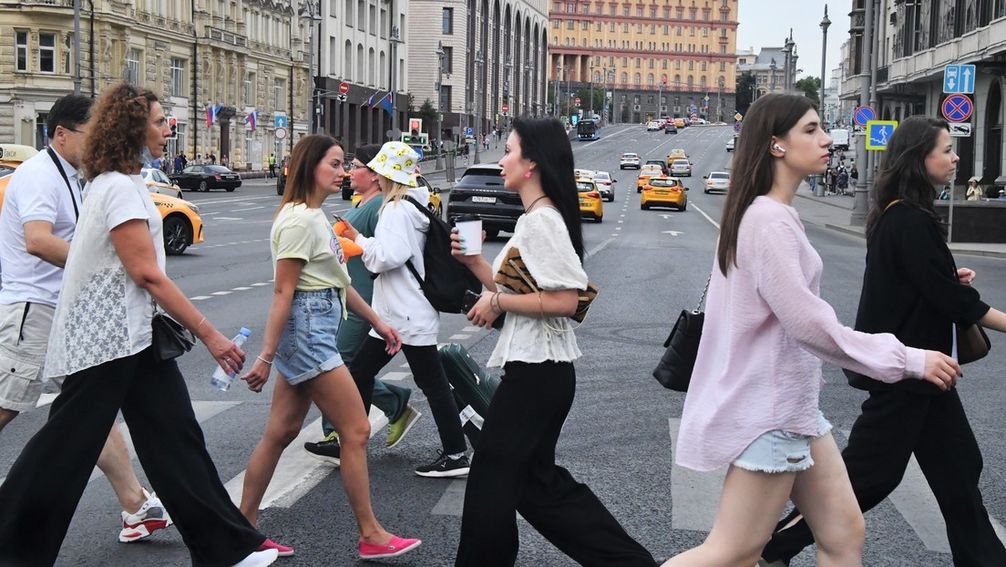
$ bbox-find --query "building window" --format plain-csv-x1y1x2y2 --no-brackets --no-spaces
346,0,353,27
273,78,285,109
622,23,628,32
369,4,376,34
442,7,454,34
357,0,365,28
582,21,589,30
720,61,726,72
62,33,74,74
439,85,452,112
124,47,141,82
380,8,387,37
568,20,575,29
171,58,186,97
443,46,453,73
39,33,56,73
552,20,559,28
243,72,254,105
15,31,28,72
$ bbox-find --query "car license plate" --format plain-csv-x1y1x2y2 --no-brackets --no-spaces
579,199,590,206
472,196,496,204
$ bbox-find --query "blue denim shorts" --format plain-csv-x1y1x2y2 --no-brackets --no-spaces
274,288,344,386
733,411,833,473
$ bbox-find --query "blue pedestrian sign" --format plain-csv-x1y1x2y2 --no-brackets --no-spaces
941,94,973,123
943,64,976,94
852,105,876,127
865,120,897,151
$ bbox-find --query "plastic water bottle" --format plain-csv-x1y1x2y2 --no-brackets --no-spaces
210,327,252,391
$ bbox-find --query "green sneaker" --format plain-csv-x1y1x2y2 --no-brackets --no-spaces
386,405,422,449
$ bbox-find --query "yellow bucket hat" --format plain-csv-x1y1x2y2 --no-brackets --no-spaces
367,141,420,188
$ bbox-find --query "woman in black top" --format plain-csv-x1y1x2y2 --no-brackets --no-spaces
761,116,1006,566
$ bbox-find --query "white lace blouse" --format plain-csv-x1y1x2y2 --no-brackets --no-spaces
45,172,165,377
487,207,589,368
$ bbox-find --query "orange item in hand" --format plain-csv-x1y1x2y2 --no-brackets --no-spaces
333,220,348,236
338,236,363,257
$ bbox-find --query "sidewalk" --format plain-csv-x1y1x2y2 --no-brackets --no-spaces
792,183,1006,259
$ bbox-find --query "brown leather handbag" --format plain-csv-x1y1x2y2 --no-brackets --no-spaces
957,323,991,364
493,246,598,324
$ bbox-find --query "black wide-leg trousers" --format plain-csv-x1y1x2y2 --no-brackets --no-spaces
455,360,655,567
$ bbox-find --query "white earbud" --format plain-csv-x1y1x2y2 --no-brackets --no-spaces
772,143,787,154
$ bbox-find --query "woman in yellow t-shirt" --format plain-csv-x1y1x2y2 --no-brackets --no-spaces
237,135,421,561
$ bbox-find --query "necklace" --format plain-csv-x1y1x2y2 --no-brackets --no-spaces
524,194,548,214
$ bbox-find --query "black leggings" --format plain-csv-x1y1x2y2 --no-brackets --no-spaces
0,348,264,567
455,360,655,567
350,337,466,455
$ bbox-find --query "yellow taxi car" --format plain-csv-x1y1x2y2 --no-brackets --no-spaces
0,144,203,256
351,174,442,216
640,176,687,211
142,167,184,199
666,148,688,166
636,163,665,193
576,179,604,222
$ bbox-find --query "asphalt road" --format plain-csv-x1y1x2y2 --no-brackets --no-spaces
2,124,1005,566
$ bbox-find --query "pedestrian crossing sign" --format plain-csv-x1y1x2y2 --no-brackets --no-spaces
865,120,897,151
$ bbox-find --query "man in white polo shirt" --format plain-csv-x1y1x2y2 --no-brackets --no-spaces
0,94,173,543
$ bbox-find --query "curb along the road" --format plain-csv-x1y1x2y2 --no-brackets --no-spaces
824,223,1006,259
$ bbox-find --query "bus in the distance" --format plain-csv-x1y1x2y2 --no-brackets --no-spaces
577,119,599,141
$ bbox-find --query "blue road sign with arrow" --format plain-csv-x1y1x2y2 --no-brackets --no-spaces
865,120,897,151
943,64,976,94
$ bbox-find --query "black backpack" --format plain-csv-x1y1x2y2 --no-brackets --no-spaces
401,196,482,313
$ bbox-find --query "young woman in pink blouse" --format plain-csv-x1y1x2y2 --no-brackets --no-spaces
662,95,961,567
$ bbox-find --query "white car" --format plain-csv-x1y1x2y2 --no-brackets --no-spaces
592,171,616,202
669,159,692,177
645,121,660,131
619,153,641,169
704,171,730,193
141,168,183,199
726,137,736,152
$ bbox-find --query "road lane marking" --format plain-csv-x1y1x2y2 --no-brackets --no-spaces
432,479,468,515
380,371,412,382
690,203,721,230
231,287,253,291
251,282,272,287
191,295,212,301
448,334,470,340
462,326,481,332
211,291,233,296
214,217,244,221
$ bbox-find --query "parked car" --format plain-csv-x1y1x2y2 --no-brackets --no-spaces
353,174,442,216
704,171,731,193
169,164,241,192
726,137,736,152
669,159,693,177
640,176,687,211
446,164,522,239
576,179,604,222
142,167,183,199
619,152,641,169
592,171,616,202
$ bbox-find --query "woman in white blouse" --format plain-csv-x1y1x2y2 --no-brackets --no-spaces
450,118,655,567
0,83,278,567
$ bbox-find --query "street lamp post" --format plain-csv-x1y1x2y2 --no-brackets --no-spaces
554,64,561,118
657,81,663,120
818,5,831,197
717,76,724,122
389,24,404,138
435,41,445,170
474,50,484,164
589,64,594,118
299,1,321,134
770,59,777,93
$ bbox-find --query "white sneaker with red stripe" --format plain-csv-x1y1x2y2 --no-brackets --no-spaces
118,490,173,543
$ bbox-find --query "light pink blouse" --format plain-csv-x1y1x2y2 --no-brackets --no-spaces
676,196,926,472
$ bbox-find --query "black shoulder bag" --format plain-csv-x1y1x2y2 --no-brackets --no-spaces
652,274,710,392
151,300,195,362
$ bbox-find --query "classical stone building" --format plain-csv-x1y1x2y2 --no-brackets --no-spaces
548,0,738,124
0,0,310,170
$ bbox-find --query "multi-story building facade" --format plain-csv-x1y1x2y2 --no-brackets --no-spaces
843,0,1006,185
548,0,738,124
317,0,411,153
736,46,798,100
407,0,548,142
0,0,310,169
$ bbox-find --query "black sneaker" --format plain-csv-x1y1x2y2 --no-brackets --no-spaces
414,453,470,478
303,432,341,467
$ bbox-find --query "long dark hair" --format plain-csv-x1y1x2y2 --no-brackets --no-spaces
717,94,816,276
865,116,949,240
279,134,343,210
511,117,585,260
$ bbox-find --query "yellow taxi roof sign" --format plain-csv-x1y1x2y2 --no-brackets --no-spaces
0,144,39,163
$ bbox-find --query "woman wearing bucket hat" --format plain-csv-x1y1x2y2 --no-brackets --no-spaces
340,141,470,478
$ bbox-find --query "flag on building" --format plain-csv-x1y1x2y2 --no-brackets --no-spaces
205,104,221,128
364,91,379,108
378,92,394,116
245,109,257,131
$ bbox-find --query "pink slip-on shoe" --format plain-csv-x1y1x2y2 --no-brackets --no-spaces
257,538,294,557
358,535,422,560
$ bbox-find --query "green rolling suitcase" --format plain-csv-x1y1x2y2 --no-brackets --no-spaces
438,343,500,449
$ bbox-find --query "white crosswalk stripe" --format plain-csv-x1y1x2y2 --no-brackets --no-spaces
667,418,1006,553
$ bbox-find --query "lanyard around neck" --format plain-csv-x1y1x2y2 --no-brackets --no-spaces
46,147,81,220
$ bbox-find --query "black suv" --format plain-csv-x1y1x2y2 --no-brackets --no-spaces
446,164,522,239
276,158,352,198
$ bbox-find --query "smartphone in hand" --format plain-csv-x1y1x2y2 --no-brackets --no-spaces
463,290,505,330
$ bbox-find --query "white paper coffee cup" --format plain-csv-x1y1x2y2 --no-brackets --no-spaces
454,215,483,255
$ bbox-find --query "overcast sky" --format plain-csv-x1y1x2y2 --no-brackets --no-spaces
737,0,851,84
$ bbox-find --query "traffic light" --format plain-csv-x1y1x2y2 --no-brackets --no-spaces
167,116,178,139
401,132,429,148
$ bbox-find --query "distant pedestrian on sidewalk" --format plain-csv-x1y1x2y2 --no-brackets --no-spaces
662,95,959,567
268,153,276,178
760,116,1006,567
967,177,983,201
339,141,471,479
451,117,655,567
237,135,420,561
0,82,279,567
303,144,422,463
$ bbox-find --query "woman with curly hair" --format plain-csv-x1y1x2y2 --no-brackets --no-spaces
0,82,279,567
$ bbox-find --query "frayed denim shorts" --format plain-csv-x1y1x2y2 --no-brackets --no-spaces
733,411,833,474
274,288,344,386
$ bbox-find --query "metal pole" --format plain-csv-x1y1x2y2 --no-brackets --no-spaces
435,41,444,170
851,0,876,225
308,8,316,134
474,51,482,164
657,82,662,120
73,0,81,95
817,5,830,197
554,65,560,118
589,66,594,117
